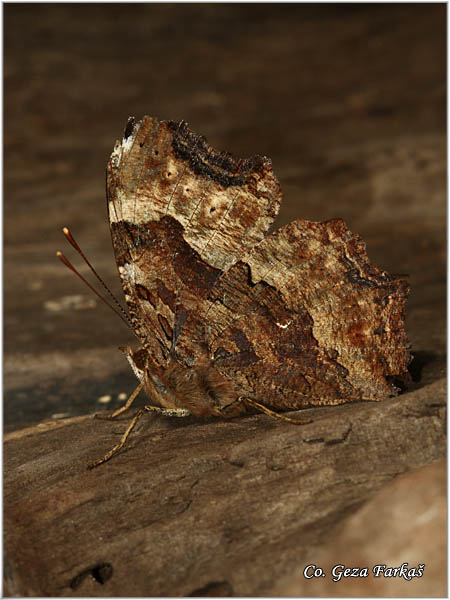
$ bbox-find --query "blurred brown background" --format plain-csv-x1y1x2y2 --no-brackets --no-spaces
5,3,445,430
4,3,446,596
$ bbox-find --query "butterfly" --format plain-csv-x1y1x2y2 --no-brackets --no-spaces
59,116,410,468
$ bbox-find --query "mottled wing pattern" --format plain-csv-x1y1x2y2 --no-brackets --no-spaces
107,116,281,368
204,219,410,407
107,115,410,407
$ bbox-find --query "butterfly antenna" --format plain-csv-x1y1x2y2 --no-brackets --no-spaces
57,250,132,329
57,227,133,330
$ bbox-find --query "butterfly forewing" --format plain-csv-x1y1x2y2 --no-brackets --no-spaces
106,117,282,369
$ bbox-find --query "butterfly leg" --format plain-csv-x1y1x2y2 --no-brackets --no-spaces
144,405,191,418
94,381,145,421
88,404,191,469
241,397,313,425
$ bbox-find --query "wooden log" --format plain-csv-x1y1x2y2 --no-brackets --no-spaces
4,378,445,597
275,459,446,597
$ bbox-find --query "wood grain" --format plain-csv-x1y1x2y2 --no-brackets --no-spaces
4,379,445,596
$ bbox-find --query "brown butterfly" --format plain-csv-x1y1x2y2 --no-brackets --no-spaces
59,116,410,468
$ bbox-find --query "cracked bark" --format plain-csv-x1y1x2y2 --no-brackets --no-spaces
4,379,445,597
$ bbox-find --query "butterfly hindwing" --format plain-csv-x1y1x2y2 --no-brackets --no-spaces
204,218,410,407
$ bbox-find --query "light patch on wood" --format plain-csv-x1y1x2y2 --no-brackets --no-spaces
97,395,112,404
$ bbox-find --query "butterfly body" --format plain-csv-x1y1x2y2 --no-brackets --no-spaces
123,345,241,418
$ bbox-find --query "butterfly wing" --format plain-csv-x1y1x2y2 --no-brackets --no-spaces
206,218,410,406
107,116,410,407
106,116,281,368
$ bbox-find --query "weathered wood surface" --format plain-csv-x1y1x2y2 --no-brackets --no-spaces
4,379,445,596
275,458,446,597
